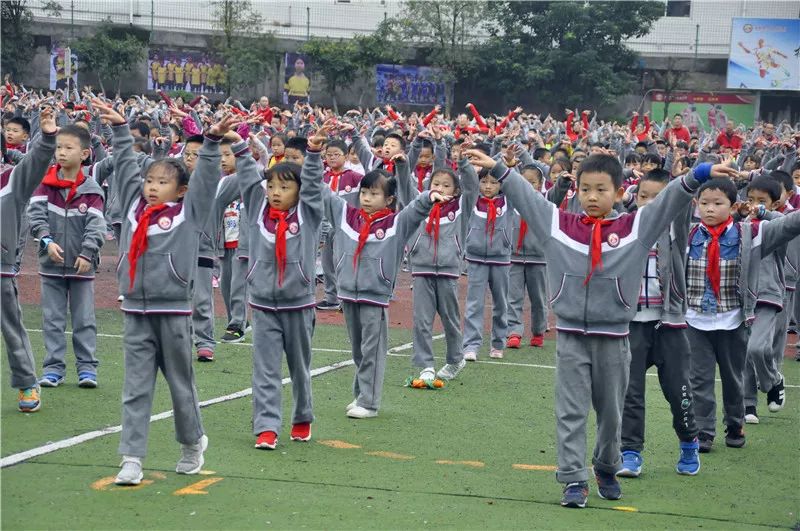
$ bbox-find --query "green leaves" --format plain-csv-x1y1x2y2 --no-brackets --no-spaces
72,22,147,93
1,1,35,79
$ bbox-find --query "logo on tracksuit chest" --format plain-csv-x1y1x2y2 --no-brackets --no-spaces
158,216,172,230
78,203,88,213
607,232,619,247
375,228,385,240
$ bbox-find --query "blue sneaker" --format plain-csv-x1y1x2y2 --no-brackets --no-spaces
560,482,589,508
677,439,701,475
616,450,643,478
38,373,64,387
78,371,97,388
595,469,623,500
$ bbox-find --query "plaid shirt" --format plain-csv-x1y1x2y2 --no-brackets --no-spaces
638,245,663,310
686,222,741,313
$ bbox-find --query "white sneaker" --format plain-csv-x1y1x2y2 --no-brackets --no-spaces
463,351,477,362
117,295,124,302
115,456,143,485
346,406,378,419
744,413,759,424
490,348,504,359
345,399,358,412
437,359,466,381
419,367,435,384
176,434,208,474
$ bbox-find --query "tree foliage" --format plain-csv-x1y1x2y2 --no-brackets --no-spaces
72,22,148,95
1,1,61,79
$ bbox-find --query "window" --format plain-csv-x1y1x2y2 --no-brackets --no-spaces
665,0,691,17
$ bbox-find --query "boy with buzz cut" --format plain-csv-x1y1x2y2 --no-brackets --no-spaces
28,124,105,389
464,148,735,509
3,116,31,153
1,106,58,412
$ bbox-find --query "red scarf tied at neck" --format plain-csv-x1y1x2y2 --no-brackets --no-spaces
580,215,613,285
328,170,342,192
353,208,393,269
702,217,733,299
479,197,498,243
128,204,169,289
516,220,528,253
382,158,395,174
426,202,444,260
268,209,290,286
42,165,85,204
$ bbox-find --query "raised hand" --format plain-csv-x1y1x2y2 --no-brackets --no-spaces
430,191,452,203
463,149,496,170
91,98,126,125
208,112,240,137
39,105,58,134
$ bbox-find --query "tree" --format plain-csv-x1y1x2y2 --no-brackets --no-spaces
386,0,488,114
479,1,663,112
210,0,277,97
1,0,60,80
72,22,148,95
654,57,687,121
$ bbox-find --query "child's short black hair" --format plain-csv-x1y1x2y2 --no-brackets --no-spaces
743,154,761,167
371,135,385,149
58,124,91,149
430,167,461,193
521,164,543,182
147,158,190,187
270,132,288,145
475,142,492,156
641,168,670,184
6,117,30,135
325,139,347,154
265,161,302,187
286,136,308,152
767,170,793,193
748,175,782,202
624,153,641,165
697,178,737,205
550,157,573,173
130,121,150,138
419,138,434,152
185,134,204,145
532,147,549,161
576,154,623,188
641,153,662,168
384,132,406,149
360,168,397,207
635,141,649,151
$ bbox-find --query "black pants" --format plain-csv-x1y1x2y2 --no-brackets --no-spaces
621,321,698,452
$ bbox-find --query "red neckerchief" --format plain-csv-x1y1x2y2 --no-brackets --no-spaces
327,169,343,192
271,154,284,165
382,158,395,174
580,215,613,285
426,202,443,260
43,165,85,204
353,208,393,269
268,208,289,286
517,220,528,253
479,197,498,243
701,217,733,299
128,204,169,289
415,164,430,192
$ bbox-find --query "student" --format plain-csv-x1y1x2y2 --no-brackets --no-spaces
506,165,548,349
323,158,449,419
268,133,287,168
3,116,30,153
98,100,238,486
464,148,732,508
238,125,327,449
616,169,700,478
28,125,105,388
687,177,799,454
1,106,57,412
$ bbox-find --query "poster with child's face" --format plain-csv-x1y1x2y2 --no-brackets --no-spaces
147,49,227,94
50,45,78,91
284,52,311,105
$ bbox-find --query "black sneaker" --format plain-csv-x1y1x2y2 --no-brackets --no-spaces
767,375,785,412
725,424,746,448
560,482,589,508
594,469,622,500
698,433,714,453
316,300,341,311
744,406,759,424
220,327,245,343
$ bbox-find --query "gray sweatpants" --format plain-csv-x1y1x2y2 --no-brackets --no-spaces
687,324,748,438
621,322,697,452
555,332,630,484
341,301,388,411
506,263,548,338
744,303,787,407
118,313,204,458
219,248,248,329
1,276,38,388
412,276,462,368
251,308,315,435
192,261,216,351
462,262,510,352
40,276,98,377
321,230,338,305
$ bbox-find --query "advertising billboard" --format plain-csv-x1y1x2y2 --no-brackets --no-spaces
727,17,800,91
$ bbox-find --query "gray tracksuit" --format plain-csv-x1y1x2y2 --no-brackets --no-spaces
324,174,436,411
320,168,363,305
494,160,708,484
111,123,222,458
219,197,249,331
239,146,323,435
27,171,105,378
406,157,478,369
462,163,514,353
1,131,57,389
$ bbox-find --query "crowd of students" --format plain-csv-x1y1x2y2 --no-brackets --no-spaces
1,78,798,508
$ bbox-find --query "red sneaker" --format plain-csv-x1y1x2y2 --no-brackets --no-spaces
255,431,278,449
506,335,522,349
290,422,311,442
530,335,544,348
196,348,214,362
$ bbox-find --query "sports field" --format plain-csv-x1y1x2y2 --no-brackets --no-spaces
1,244,799,529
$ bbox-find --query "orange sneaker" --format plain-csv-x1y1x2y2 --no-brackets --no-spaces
506,335,521,349
531,335,544,348
255,431,278,450
290,422,311,442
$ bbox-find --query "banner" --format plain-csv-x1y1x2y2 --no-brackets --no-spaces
50,45,78,91
148,49,227,94
284,52,311,105
727,17,800,91
376,64,446,106
650,91,756,131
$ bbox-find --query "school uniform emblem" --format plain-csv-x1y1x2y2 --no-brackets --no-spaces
345,185,352,192
447,211,456,221
288,222,299,234
78,203,88,213
607,233,620,247
495,207,502,215
157,216,172,230
375,228,385,240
